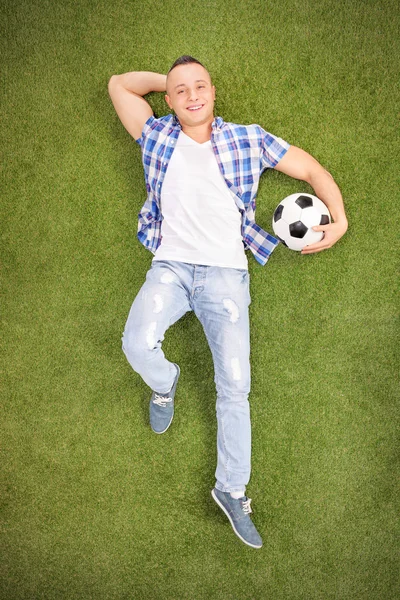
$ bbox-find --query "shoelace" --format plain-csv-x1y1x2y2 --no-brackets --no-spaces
153,393,173,408
241,498,253,515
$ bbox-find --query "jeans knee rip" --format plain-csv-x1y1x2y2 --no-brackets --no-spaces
146,322,157,349
231,357,242,381
223,299,239,323
153,294,163,313
160,272,176,284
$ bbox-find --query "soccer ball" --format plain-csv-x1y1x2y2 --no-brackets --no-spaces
272,193,331,251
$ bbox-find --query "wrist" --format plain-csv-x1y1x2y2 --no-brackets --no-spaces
334,216,348,232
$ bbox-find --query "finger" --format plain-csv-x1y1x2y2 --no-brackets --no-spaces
312,225,330,232
301,246,328,254
301,240,331,253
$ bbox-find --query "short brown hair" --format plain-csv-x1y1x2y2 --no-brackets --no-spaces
168,55,206,74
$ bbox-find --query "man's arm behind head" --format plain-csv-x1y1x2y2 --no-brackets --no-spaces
108,72,166,141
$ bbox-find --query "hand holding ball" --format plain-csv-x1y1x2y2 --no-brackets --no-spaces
272,193,331,251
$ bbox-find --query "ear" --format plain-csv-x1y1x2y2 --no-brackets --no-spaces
165,94,173,109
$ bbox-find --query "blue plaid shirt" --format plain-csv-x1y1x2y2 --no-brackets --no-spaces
135,113,290,265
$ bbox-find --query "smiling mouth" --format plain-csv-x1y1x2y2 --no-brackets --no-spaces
187,105,204,112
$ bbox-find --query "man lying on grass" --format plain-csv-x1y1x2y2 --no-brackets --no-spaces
108,55,348,549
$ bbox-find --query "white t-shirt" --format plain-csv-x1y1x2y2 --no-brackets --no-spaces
152,130,248,270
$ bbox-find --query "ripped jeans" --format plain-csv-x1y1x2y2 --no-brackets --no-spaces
122,259,252,494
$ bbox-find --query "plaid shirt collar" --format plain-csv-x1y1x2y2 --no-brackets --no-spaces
171,113,224,131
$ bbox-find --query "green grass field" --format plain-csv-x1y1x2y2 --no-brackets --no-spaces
1,0,399,598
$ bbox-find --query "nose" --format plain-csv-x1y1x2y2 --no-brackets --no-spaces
188,89,199,101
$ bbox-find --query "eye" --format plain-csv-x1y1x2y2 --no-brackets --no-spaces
177,85,205,95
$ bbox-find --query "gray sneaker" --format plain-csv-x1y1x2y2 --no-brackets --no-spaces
211,488,263,549
149,364,180,434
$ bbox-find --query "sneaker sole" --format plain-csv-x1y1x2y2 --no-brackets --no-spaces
211,489,262,549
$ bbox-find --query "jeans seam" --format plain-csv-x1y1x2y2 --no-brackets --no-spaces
166,301,191,328
200,322,231,487
218,406,230,486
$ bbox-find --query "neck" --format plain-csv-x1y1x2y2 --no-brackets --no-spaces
180,117,214,141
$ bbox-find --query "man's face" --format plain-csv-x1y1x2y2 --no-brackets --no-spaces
165,63,216,127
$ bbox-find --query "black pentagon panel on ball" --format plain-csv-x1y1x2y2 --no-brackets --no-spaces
289,221,308,238
320,214,330,225
295,195,313,209
273,204,284,222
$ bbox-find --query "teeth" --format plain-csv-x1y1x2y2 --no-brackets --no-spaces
188,105,203,110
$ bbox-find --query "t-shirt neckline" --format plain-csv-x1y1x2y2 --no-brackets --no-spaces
179,130,212,146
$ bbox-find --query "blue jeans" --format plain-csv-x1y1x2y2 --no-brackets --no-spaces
122,260,251,494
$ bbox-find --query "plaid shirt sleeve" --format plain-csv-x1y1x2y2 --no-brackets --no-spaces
258,126,290,172
134,115,157,147
238,125,291,265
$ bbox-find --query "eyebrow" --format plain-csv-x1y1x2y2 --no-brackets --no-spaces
174,79,208,90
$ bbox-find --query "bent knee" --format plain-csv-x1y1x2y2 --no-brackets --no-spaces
122,321,159,362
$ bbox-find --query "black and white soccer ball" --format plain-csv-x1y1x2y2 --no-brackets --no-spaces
272,193,331,251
